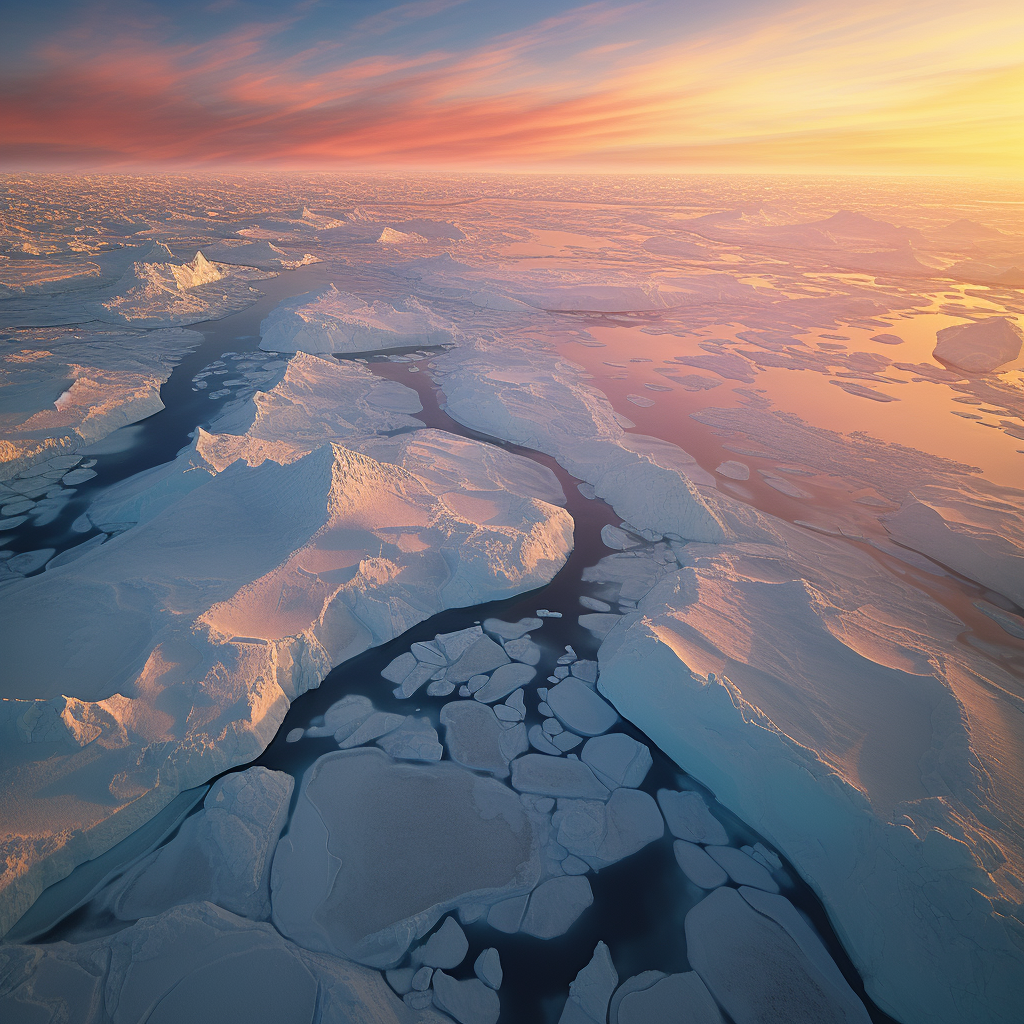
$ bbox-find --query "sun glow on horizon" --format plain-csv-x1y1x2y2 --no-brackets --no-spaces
0,0,1021,177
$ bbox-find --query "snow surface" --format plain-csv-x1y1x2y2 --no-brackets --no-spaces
882,495,1024,606
271,748,548,966
259,284,455,353
0,900,446,1024
201,239,319,269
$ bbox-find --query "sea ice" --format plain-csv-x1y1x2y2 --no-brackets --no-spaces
656,790,729,845
615,972,723,1024
104,767,293,923
503,636,542,664
580,734,652,789
553,788,664,869
271,749,547,966
545,679,619,736
685,886,870,1024
510,754,610,800
259,284,455,354
0,369,572,935
673,840,729,889
882,495,1024,606
416,916,469,969
432,971,500,1024
377,717,443,761
598,517,1024,1023
475,948,502,990
483,616,544,639
473,662,537,702
558,941,618,1024
0,326,203,479
705,845,779,892
932,317,1022,372
201,239,318,270
436,341,726,543
0,901,442,1024
519,875,594,938
447,635,510,682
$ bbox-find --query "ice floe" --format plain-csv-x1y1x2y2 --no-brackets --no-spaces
882,495,1024,605
558,941,617,1024
415,916,468,969
545,678,619,736
259,284,455,354
932,317,1022,372
614,971,723,1024
520,875,594,938
553,789,664,869
672,840,729,889
0,326,203,479
432,971,500,1024
580,734,652,789
102,767,292,923
271,748,548,966
686,886,870,1024
511,754,609,800
656,789,729,845
474,948,502,990
0,901,444,1024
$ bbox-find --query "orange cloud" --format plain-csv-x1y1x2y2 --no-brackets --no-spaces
1,0,1020,175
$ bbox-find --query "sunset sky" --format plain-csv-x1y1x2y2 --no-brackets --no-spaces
1,0,1021,176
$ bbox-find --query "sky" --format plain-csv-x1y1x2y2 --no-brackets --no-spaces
0,0,1021,176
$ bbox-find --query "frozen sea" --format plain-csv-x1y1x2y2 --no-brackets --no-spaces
0,173,1022,1024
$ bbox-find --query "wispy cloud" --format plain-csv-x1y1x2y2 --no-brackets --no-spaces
0,0,1020,174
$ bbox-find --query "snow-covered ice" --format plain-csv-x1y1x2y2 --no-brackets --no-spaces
0,901,446,1024
599,516,1024,1022
932,317,1022,372
685,886,870,1024
614,972,723,1024
259,284,455,354
271,749,548,966
558,941,618,1024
